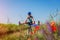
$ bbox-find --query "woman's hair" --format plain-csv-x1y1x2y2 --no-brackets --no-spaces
28,12,31,15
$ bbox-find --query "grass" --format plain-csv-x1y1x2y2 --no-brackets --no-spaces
0,23,60,40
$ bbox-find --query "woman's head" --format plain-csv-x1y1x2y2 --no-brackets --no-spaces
28,12,31,16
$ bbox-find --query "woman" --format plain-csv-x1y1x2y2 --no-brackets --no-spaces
25,12,34,34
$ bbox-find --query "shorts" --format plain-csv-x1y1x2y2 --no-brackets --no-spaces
27,22,33,26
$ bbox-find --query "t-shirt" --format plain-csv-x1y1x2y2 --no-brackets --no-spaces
27,16,33,23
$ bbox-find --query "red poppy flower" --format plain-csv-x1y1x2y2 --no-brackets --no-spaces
33,26,40,33
35,26,40,30
52,25,57,32
51,21,55,26
50,21,57,32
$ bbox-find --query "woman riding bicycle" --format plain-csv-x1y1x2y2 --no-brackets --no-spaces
25,12,34,34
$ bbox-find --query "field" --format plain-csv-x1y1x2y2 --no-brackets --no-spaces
0,23,60,40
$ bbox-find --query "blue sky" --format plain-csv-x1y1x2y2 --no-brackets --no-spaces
0,0,60,24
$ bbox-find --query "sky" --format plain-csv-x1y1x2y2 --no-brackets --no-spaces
0,0,60,24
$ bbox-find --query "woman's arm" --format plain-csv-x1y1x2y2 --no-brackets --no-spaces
25,17,28,24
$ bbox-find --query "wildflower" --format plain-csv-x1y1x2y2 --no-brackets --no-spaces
35,26,40,31
33,26,40,33
30,25,40,35
50,21,57,32
46,21,52,33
